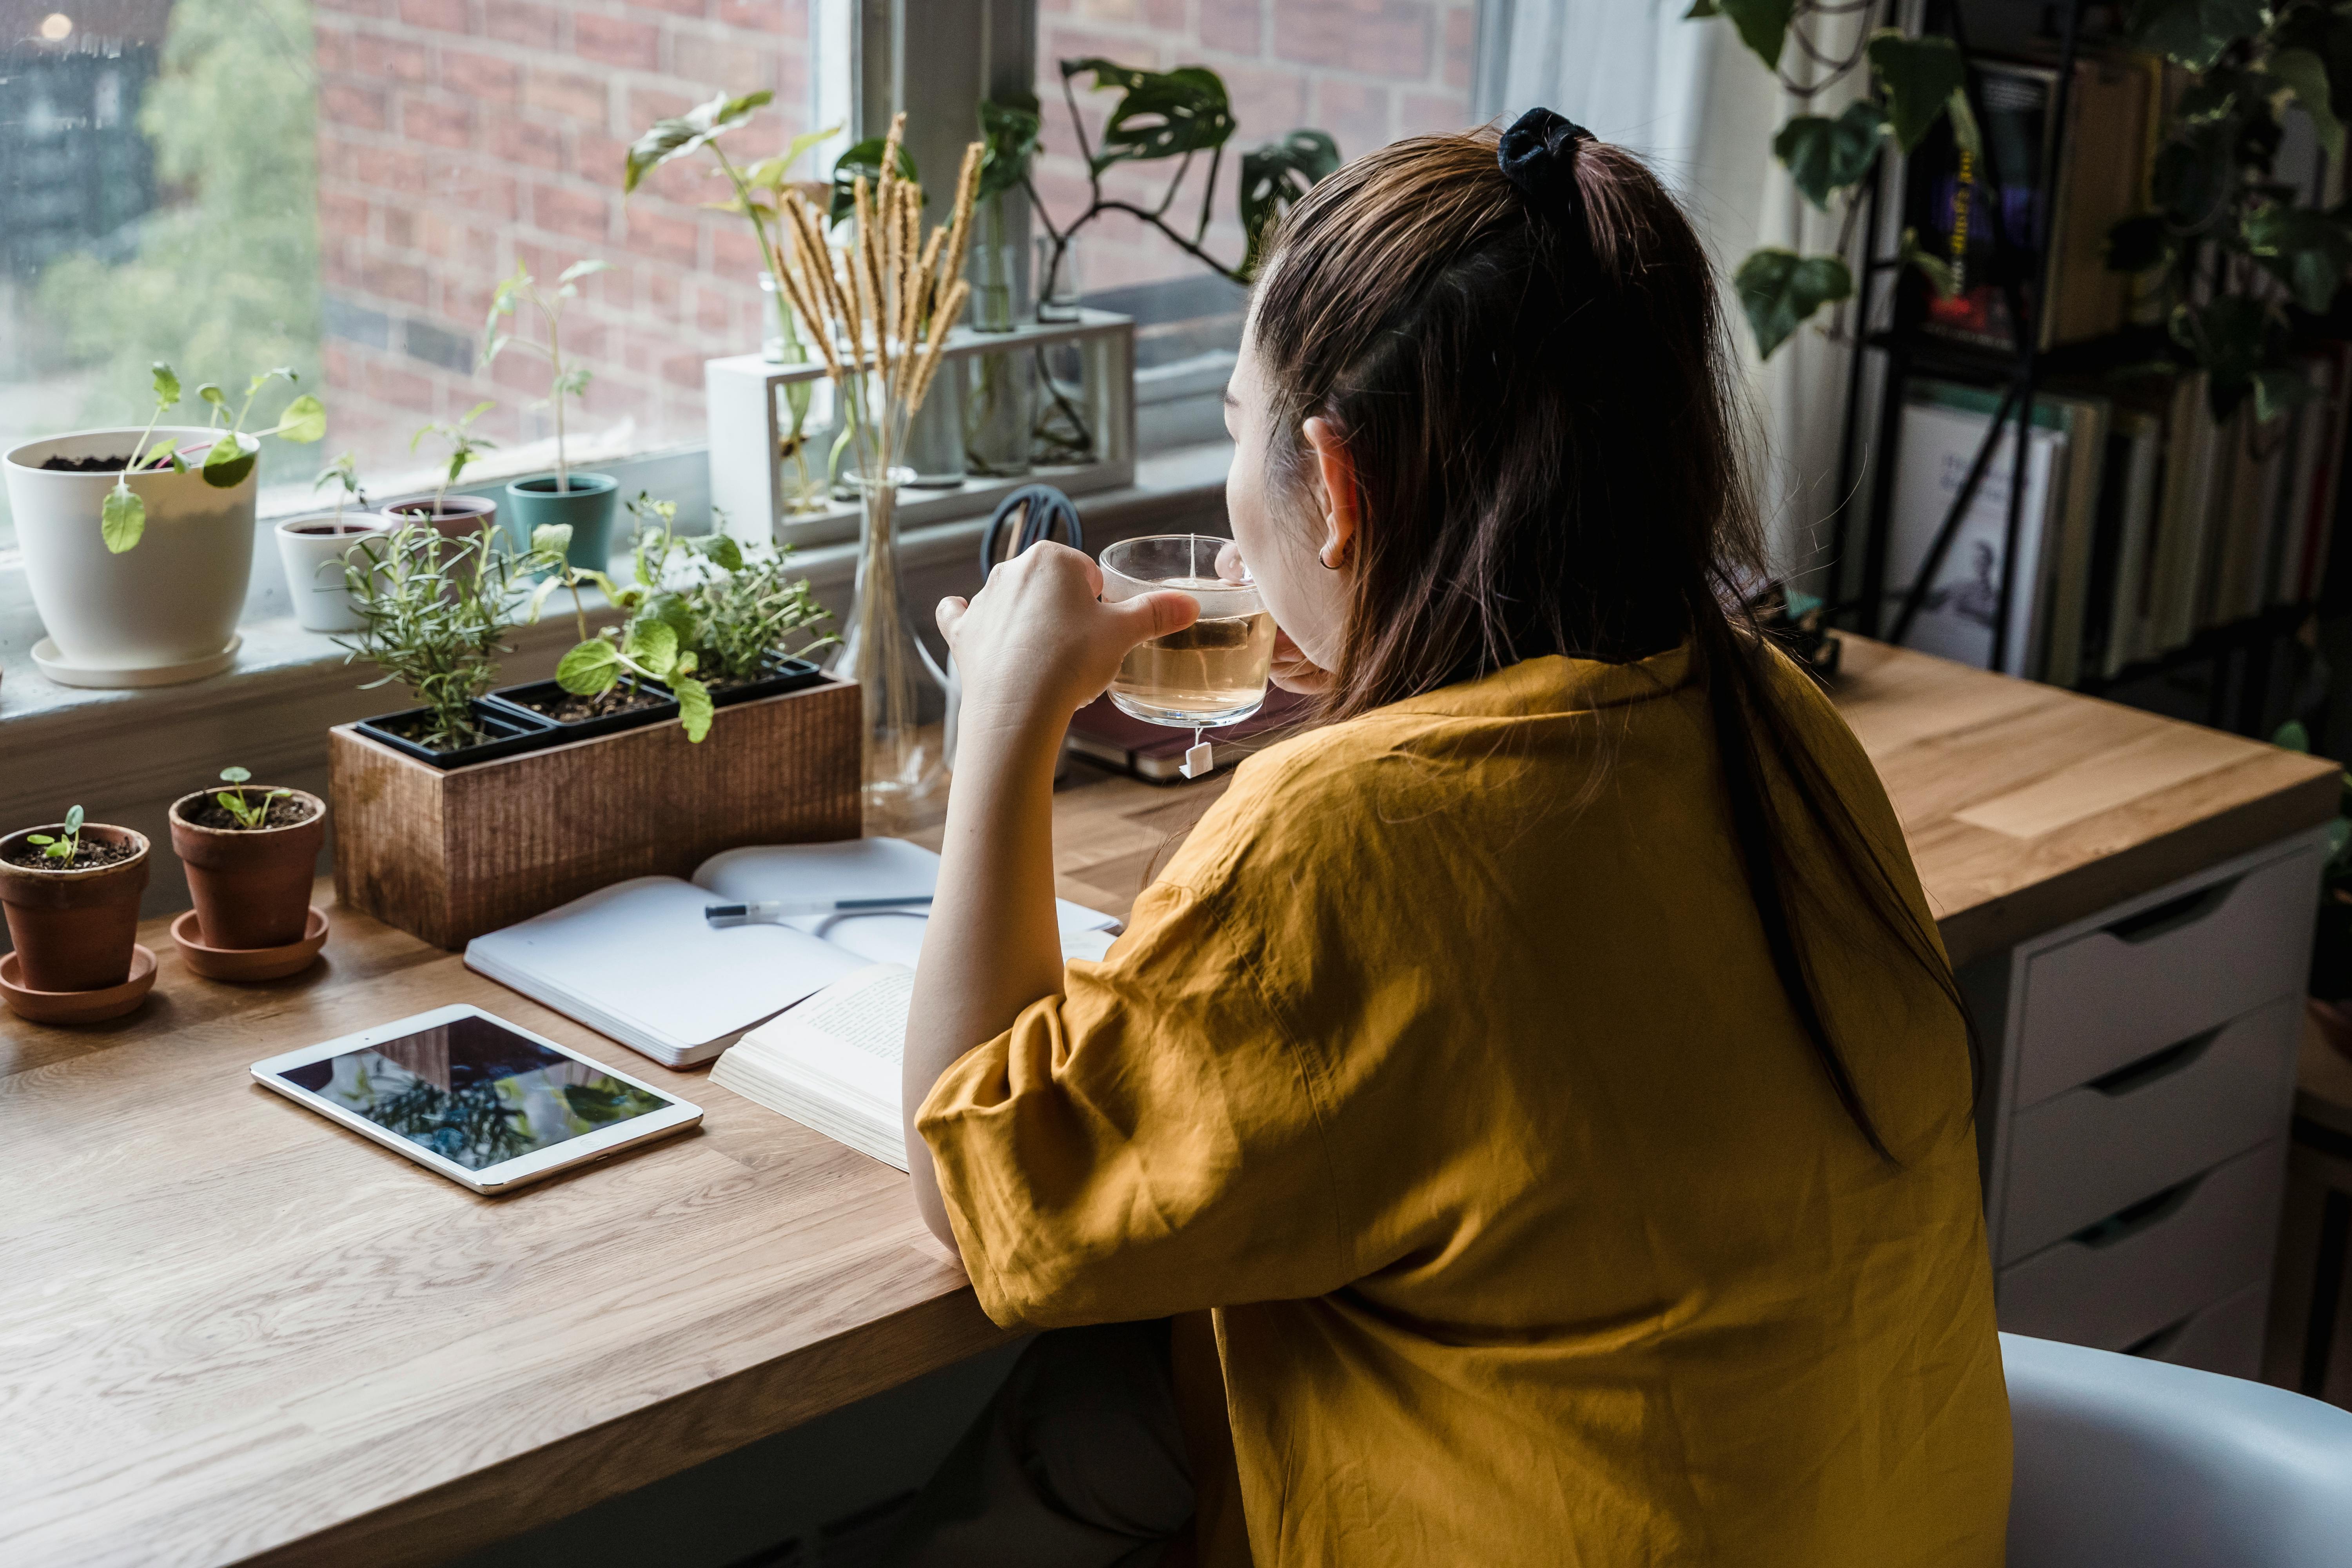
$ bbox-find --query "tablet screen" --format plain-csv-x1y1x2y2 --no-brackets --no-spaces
276,1013,673,1171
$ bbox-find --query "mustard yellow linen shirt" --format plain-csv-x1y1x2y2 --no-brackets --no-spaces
918,644,2011,1567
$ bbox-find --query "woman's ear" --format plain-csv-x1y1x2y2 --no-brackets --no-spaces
1301,416,1359,571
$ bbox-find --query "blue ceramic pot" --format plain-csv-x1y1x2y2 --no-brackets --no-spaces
503,472,619,569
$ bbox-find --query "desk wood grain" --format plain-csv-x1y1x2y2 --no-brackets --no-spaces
1,637,2337,1566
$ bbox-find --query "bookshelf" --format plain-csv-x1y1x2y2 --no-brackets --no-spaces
1824,1,2349,741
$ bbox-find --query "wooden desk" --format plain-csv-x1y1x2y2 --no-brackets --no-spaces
1,637,2337,1567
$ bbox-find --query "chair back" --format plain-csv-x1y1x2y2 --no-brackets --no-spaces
2004,1332,2352,1566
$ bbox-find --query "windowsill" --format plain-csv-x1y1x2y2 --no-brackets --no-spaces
0,440,1233,912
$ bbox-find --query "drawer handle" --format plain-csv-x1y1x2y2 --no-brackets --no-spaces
2087,1027,2221,1098
2104,879,2238,944
2072,1173,2204,1249
2125,1312,2194,1359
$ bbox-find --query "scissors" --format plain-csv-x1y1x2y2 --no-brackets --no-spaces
979,484,1085,577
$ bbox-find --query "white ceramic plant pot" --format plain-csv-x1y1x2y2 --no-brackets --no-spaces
274,511,391,633
3,426,260,687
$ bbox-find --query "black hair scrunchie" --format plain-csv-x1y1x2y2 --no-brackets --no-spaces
1498,107,1598,251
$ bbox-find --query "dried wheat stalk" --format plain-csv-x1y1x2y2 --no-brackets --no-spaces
766,112,984,488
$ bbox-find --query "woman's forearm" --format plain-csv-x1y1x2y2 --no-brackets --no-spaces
903,710,1070,1249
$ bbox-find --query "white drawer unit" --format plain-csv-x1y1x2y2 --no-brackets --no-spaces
1998,1140,2287,1352
2011,850,2316,1109
1997,996,2301,1265
2128,1278,2269,1380
1969,829,2328,1371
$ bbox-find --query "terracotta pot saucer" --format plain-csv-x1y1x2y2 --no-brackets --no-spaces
0,943,157,1024
171,906,329,982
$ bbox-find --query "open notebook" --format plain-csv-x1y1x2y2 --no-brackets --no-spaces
465,838,1120,1069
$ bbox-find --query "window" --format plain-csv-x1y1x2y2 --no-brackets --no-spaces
0,1,1477,552
1031,0,1476,443
1,0,850,546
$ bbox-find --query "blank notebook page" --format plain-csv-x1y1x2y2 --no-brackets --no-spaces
467,878,866,1050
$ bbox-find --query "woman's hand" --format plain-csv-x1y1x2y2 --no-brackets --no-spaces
938,542,1198,742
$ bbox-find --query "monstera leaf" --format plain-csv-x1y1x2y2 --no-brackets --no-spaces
625,90,773,194
1240,131,1341,276
1735,249,1853,359
1063,59,1235,171
1775,100,1886,211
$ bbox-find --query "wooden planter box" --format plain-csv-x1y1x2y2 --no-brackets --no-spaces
331,677,860,950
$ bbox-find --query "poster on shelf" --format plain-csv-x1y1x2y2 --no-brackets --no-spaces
1885,401,2067,676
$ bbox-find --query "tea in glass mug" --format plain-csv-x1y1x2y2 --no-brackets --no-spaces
1099,534,1276,727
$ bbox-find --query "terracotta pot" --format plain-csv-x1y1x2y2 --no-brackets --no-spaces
0,824,152,991
168,788,326,950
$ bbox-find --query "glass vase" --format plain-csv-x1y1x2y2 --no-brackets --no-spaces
1036,233,1082,322
759,270,789,363
904,379,968,490
833,466,951,827
971,199,1020,333
962,347,1034,477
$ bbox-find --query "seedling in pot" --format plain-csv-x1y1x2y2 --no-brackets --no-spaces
314,452,365,523
409,402,497,517
98,363,327,554
25,805,85,864
481,261,608,492
213,767,292,831
338,521,517,752
524,507,715,743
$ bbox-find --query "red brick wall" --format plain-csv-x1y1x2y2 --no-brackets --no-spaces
313,0,818,484
1034,0,1477,294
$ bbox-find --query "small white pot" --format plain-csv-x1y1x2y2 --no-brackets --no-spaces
3,426,260,685
275,511,392,633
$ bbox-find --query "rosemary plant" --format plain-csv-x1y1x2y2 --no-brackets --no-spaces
336,522,516,751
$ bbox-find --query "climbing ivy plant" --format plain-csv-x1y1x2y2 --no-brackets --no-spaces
2110,0,2352,421
1687,1,1980,358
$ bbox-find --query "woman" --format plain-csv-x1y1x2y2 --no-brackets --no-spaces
886,111,2009,1566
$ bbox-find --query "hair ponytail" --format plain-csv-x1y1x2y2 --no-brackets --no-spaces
1250,124,1975,1156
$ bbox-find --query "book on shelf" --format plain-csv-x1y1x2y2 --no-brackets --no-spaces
465,837,1121,1068
2086,408,2164,679
1908,55,2154,354
1884,395,2068,675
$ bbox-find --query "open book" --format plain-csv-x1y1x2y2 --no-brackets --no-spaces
711,964,916,1169
465,838,1119,1068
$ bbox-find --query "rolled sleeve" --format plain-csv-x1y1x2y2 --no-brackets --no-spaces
917,878,1348,1330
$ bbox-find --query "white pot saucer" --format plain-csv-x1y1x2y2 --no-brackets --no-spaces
33,634,242,690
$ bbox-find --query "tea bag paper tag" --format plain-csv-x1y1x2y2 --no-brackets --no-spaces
1180,739,1214,780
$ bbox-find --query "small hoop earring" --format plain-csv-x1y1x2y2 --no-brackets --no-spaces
1319,545,1346,571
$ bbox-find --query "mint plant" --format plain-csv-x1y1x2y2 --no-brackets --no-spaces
24,805,85,864
98,361,325,552
212,766,291,830
523,498,715,742
338,521,517,751
409,401,496,516
481,261,609,491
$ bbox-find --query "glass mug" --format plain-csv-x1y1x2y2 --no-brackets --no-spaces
1098,534,1277,729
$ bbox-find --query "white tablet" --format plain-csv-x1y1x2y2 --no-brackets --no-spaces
252,1004,702,1194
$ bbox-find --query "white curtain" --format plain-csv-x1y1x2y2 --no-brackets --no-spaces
1476,0,1867,591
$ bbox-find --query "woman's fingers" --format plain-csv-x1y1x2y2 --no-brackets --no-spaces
1214,538,1249,584
1107,587,1200,645
936,595,970,648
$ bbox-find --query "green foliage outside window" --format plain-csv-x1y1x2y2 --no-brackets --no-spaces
33,0,323,492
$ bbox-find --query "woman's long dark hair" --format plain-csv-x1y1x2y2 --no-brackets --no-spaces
1250,128,1969,1158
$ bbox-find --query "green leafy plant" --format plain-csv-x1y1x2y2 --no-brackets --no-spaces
1687,4,1979,358
1007,60,1341,305
2106,1,2352,421
336,521,517,751
98,360,326,552
212,765,291,830
314,451,363,523
624,93,839,513
685,525,834,683
24,805,86,864
409,401,497,516
481,261,610,491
